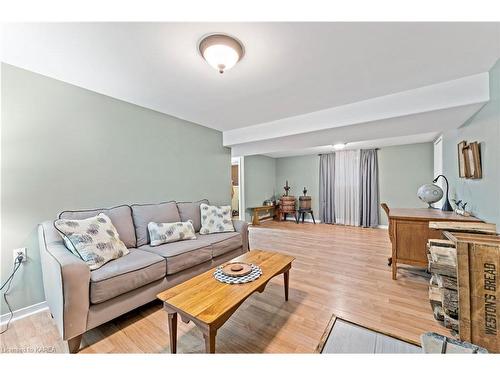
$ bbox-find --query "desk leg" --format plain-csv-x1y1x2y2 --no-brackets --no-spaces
167,312,178,353
284,270,289,301
391,260,397,280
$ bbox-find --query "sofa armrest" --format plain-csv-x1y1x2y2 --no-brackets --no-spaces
232,219,249,252
38,222,90,340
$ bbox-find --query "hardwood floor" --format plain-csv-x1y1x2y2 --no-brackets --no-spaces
0,221,450,353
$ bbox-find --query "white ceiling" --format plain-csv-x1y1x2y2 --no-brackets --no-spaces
1,22,499,158
2,22,499,131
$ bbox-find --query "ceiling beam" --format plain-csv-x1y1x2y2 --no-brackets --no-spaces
223,72,489,147
230,103,486,157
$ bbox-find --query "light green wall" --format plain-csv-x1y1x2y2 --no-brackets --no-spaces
240,142,434,225
378,143,434,225
442,59,500,227
267,144,434,225
243,155,276,221
275,155,320,215
1,64,231,314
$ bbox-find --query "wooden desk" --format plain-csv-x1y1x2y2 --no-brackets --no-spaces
249,205,276,225
387,208,480,280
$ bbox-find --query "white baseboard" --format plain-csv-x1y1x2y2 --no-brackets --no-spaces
377,225,389,229
284,217,321,224
0,301,48,326
248,217,322,225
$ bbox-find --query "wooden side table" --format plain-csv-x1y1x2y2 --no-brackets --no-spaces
249,205,276,225
296,209,316,224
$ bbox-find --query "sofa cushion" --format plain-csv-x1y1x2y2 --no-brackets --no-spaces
131,201,181,247
148,220,196,246
54,213,130,270
196,232,242,257
200,204,235,234
90,249,166,304
140,240,212,275
176,199,209,232
59,205,136,248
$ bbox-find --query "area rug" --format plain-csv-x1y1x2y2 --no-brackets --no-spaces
316,314,421,354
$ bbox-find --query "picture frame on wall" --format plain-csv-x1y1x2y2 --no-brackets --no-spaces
463,143,474,178
457,141,467,177
460,141,482,179
468,142,482,179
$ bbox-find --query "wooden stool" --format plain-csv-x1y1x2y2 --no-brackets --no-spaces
281,211,298,222
296,209,316,224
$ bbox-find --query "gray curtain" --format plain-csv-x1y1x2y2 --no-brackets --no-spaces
359,149,379,227
319,153,335,224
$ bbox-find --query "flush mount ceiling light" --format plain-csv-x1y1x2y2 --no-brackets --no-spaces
198,33,245,74
333,143,347,150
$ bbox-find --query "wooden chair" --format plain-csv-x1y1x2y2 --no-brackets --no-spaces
381,203,393,267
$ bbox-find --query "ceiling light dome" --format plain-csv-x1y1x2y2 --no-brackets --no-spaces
198,33,244,74
333,143,347,150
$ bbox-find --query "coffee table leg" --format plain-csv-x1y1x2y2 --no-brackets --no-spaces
284,270,289,301
167,312,177,354
203,328,217,354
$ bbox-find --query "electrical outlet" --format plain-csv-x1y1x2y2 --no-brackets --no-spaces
13,248,27,263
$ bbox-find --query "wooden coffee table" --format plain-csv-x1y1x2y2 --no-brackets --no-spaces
157,249,294,353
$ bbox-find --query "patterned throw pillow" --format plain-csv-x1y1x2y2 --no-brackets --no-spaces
199,203,235,235
54,213,129,270
147,220,197,246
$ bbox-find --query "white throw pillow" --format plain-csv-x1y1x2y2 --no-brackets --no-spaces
54,213,129,270
147,220,197,246
199,203,235,234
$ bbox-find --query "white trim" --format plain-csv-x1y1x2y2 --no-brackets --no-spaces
433,134,443,145
0,301,48,326
433,134,444,208
377,225,389,229
239,156,245,221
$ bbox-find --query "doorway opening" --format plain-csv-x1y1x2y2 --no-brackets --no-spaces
231,157,243,220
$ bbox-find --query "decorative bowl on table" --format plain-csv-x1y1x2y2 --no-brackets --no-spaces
214,262,263,284
220,262,252,277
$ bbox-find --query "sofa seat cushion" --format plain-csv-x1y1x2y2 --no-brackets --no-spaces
59,205,136,248
90,249,166,304
140,240,212,275
196,232,242,257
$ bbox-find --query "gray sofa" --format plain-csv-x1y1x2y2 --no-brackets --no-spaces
38,200,249,353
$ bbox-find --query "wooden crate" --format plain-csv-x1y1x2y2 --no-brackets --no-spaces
444,231,500,353
429,221,496,234
427,239,458,332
